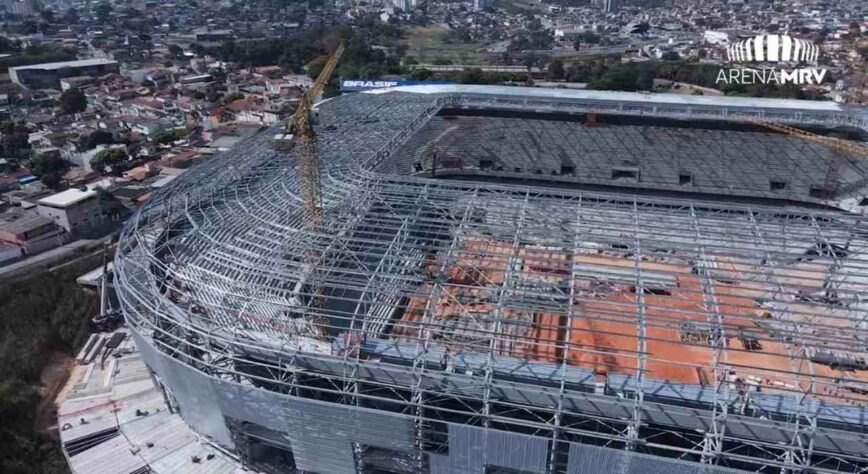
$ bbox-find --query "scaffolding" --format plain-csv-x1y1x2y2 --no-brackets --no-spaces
115,87,868,473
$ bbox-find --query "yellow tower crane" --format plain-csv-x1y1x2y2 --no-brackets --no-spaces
739,117,868,200
273,42,346,228
272,42,345,322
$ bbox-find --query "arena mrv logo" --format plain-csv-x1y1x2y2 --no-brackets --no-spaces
716,34,828,85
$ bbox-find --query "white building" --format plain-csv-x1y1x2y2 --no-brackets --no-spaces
36,187,106,234
9,58,119,89
704,30,736,46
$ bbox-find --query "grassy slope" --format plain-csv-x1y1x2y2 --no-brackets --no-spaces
402,26,486,65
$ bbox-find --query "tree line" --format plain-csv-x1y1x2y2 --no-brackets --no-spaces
0,254,103,473
202,22,827,101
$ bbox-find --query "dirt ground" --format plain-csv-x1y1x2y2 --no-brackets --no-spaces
36,351,75,434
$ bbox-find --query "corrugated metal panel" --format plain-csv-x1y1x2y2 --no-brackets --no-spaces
430,424,548,473
137,328,868,466
147,440,240,474
567,443,748,474
133,330,235,448
66,432,146,474
119,414,197,464
213,377,416,474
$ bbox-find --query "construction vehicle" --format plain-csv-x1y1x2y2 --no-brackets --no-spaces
738,116,868,200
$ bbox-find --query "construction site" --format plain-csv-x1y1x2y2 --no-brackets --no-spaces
112,82,868,474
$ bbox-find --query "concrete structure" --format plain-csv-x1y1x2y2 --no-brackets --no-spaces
9,58,119,89
57,329,243,474
0,207,65,256
179,73,212,85
604,0,617,13
59,75,96,91
704,29,736,46
0,243,21,265
193,29,234,43
115,86,868,474
36,187,105,234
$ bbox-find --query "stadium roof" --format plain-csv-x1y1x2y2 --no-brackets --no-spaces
369,84,868,115
115,87,868,471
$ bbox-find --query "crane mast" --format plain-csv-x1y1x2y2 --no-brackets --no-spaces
272,43,345,322
273,42,346,228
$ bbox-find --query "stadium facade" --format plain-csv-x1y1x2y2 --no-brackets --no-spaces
114,86,868,473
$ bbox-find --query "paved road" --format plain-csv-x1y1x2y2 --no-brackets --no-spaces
0,236,112,283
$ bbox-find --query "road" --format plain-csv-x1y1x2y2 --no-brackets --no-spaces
0,236,113,283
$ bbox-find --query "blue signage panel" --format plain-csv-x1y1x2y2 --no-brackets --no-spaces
340,78,453,91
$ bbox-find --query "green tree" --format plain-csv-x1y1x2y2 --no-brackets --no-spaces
95,2,112,23
0,257,101,472
78,130,114,151
30,153,67,189
222,92,244,105
167,44,184,58
0,36,19,54
590,63,653,91
90,148,128,173
0,44,75,73
458,67,485,84
152,128,187,146
190,43,206,56
0,158,19,173
578,31,600,44
408,68,433,80
0,121,32,159
58,88,87,115
63,8,79,24
547,58,565,81
39,9,55,23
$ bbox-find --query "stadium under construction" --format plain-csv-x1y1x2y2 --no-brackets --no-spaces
114,85,868,473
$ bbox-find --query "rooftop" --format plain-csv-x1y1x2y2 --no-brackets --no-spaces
57,330,242,474
369,84,868,116
38,188,98,208
9,58,118,72
0,208,54,236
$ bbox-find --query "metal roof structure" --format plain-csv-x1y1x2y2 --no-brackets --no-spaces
369,84,868,115
8,57,118,72
115,87,868,473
